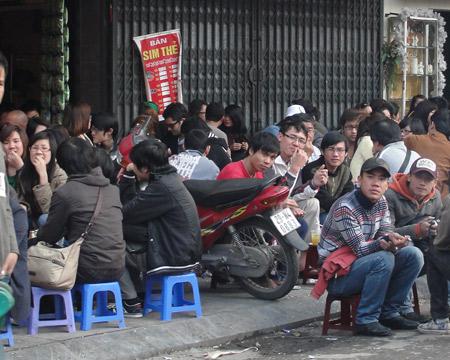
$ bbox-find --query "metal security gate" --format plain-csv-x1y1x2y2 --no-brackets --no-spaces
112,0,383,133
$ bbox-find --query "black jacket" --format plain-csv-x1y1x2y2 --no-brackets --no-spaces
36,167,125,278
302,157,354,212
119,165,201,271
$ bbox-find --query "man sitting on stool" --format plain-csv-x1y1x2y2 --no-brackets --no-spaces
316,158,424,336
118,139,202,317
385,158,441,322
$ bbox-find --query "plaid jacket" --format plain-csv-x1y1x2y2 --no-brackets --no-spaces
318,189,393,262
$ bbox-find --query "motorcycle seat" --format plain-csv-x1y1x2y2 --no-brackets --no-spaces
184,177,280,209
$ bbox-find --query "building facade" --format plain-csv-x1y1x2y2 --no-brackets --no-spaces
1,0,384,133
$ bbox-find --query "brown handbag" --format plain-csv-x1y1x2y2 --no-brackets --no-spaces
28,188,104,290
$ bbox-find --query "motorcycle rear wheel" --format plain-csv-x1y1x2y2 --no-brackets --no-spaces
235,218,299,300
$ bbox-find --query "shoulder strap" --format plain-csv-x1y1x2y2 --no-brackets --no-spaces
398,150,412,174
81,187,104,238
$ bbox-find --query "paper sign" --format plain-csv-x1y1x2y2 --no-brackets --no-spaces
134,29,183,112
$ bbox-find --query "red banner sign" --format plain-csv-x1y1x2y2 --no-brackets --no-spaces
134,29,182,113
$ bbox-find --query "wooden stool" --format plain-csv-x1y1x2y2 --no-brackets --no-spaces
322,294,360,335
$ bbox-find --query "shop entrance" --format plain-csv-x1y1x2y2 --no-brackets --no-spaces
0,2,44,110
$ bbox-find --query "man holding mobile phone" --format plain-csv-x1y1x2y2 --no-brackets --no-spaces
316,158,424,336
385,158,441,322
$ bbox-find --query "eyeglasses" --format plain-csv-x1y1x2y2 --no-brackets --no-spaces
325,146,346,154
282,133,307,145
401,129,412,135
30,146,50,153
166,120,180,129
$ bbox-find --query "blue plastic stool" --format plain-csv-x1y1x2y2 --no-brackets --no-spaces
72,282,125,331
143,273,202,321
0,316,14,347
28,287,76,335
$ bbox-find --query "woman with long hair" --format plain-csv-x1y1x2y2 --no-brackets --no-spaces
0,123,28,189
219,104,248,161
26,116,50,139
19,131,67,226
406,94,426,118
349,112,387,180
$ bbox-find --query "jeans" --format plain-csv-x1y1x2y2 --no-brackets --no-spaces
37,214,48,227
296,198,320,243
327,246,423,325
399,239,430,314
297,218,308,240
426,248,450,320
319,212,328,225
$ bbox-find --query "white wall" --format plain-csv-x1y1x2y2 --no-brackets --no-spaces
385,0,450,14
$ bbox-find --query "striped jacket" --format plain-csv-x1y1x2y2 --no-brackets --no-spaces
318,189,393,262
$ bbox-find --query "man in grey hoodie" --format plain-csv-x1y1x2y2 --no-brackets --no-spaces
385,158,441,323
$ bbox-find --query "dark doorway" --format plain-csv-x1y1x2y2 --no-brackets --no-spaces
438,10,450,101
0,3,44,109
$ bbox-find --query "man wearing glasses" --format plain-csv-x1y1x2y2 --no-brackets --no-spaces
302,131,354,223
163,102,188,155
266,116,327,244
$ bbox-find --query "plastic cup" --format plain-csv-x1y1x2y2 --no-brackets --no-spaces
311,230,320,246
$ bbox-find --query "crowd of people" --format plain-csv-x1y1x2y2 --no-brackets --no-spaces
1,49,450,337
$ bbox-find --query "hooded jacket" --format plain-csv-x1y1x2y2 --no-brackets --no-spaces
119,165,201,271
385,173,442,240
36,167,125,276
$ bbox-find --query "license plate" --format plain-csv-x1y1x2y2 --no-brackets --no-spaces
270,208,301,236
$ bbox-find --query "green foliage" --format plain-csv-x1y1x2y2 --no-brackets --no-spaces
382,40,402,91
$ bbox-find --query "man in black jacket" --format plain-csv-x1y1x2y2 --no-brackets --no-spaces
119,139,201,317
302,131,354,223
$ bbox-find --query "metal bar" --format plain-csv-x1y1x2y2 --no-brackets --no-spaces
403,18,407,117
196,0,200,96
425,23,429,96
378,0,383,99
323,0,327,127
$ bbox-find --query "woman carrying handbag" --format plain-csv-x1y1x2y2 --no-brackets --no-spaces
29,138,125,287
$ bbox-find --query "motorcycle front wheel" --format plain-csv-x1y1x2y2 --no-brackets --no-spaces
235,217,299,300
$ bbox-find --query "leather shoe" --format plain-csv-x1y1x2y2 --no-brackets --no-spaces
355,322,392,336
402,312,431,324
380,316,419,330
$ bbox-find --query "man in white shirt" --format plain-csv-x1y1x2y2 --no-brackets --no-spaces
370,119,420,177
266,116,328,242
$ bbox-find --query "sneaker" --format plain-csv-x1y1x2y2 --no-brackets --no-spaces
380,316,419,330
402,312,431,324
123,300,143,318
417,319,450,335
355,322,392,337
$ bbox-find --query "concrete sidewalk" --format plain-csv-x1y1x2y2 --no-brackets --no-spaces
5,280,328,360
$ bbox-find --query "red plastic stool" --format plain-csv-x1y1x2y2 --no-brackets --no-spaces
322,294,360,335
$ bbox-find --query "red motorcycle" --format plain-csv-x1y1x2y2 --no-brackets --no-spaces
184,177,308,300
